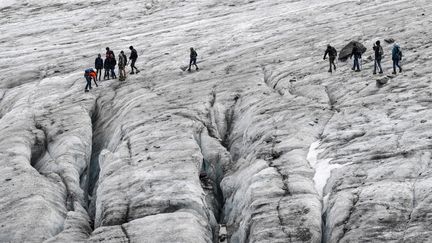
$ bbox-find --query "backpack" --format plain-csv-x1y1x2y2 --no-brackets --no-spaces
84,68,94,76
378,46,383,56
397,48,403,60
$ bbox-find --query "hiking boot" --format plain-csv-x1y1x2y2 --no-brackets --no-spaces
85,89,89,92
373,72,376,75
196,67,199,70
136,70,140,74
130,72,135,75
379,71,383,74
187,69,191,72
328,69,332,73
399,68,403,73
334,66,337,71
352,68,355,71
392,71,396,74
355,70,361,72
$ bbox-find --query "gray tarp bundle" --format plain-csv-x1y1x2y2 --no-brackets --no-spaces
338,41,367,61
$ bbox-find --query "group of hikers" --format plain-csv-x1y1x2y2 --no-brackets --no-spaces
84,47,199,92
85,41,402,92
84,46,140,92
323,41,403,75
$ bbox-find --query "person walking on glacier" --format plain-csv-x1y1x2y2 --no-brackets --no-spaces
323,44,337,73
350,43,362,72
392,43,403,74
118,51,127,81
95,54,104,81
372,40,384,74
129,46,140,74
188,47,199,72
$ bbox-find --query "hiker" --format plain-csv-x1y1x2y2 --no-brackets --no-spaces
84,68,98,92
110,53,117,79
323,44,337,72
118,51,127,81
392,43,403,74
350,43,362,72
372,41,384,74
129,46,140,74
121,51,128,66
106,47,114,58
188,47,199,72
103,55,111,80
95,54,103,81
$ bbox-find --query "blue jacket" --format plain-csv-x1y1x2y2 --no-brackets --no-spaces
392,45,402,60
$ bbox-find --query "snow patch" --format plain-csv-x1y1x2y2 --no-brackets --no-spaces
307,141,345,197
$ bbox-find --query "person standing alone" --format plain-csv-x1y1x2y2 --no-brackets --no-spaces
129,46,140,74
95,54,103,81
188,47,199,72
323,44,337,73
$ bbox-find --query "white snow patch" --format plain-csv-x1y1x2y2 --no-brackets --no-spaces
307,141,347,197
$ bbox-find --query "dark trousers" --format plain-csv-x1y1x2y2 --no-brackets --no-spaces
96,68,102,80
393,59,402,73
374,58,383,73
85,76,92,90
329,57,336,71
189,58,198,70
110,68,116,78
353,56,360,71
131,59,139,73
104,68,110,79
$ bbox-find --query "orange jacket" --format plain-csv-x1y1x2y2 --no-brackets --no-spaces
89,71,96,78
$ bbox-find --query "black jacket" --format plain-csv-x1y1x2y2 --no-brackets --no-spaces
190,49,198,59
351,46,362,58
373,45,383,59
111,57,117,68
324,47,337,59
130,49,138,60
95,57,103,69
103,58,110,69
